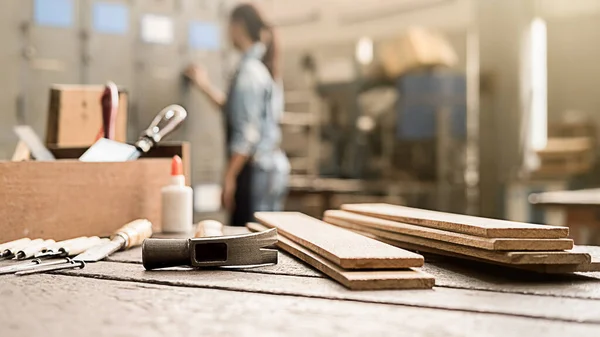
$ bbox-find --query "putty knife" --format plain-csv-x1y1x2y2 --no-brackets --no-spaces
80,104,187,162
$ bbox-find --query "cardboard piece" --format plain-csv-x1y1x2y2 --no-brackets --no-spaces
325,217,591,265
255,212,424,269
324,210,574,251
341,203,569,239
46,84,128,147
247,222,435,290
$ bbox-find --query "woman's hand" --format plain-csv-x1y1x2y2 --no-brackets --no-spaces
222,174,237,212
184,64,210,91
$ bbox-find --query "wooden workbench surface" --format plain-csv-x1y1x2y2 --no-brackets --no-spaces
2,229,600,336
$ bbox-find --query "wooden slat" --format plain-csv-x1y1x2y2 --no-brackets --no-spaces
255,212,424,269
324,210,574,251
341,203,569,238
247,222,435,290
325,217,591,265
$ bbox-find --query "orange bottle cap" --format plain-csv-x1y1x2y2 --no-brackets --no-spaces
171,155,183,176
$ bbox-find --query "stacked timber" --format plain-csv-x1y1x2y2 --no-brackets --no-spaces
323,204,600,274
247,212,435,290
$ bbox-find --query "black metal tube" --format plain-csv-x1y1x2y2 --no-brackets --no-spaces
142,239,190,270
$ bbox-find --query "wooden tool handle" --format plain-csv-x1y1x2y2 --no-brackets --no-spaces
0,238,31,252
112,219,153,249
195,220,224,238
18,239,55,259
100,81,119,140
65,237,102,256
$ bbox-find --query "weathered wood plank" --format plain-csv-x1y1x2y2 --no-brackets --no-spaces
324,210,574,251
3,274,599,337
38,261,600,324
326,217,590,265
341,203,569,238
255,212,424,269
247,222,435,290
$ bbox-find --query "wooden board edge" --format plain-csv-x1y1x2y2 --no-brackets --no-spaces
325,217,591,265
324,211,574,252
340,203,569,239
246,222,435,290
255,212,424,270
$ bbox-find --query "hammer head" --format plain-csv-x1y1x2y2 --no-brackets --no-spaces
142,228,278,270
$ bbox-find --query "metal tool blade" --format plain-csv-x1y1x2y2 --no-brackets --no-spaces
72,236,125,262
79,138,138,162
15,260,85,276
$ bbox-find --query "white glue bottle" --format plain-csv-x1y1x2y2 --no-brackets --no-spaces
161,155,193,233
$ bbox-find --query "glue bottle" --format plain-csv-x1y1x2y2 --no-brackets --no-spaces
161,155,193,233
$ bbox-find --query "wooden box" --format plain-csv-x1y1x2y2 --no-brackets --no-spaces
45,85,128,147
0,143,191,242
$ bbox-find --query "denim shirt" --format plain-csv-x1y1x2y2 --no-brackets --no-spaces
225,43,289,173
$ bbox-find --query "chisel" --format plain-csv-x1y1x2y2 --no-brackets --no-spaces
0,237,107,275
15,239,55,260
35,236,99,258
37,236,88,255
80,105,187,162
16,219,153,276
0,238,31,252
1,239,44,260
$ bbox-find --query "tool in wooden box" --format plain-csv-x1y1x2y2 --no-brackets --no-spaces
141,228,278,270
80,104,187,162
14,219,153,276
94,81,119,141
0,237,104,275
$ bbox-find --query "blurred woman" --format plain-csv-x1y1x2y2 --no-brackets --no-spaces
185,3,289,226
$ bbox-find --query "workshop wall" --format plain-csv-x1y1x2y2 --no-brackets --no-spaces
0,0,231,188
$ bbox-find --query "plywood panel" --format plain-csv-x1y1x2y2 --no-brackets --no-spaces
342,203,569,238
324,210,574,251
255,212,424,269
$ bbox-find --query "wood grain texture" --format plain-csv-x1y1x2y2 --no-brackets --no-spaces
6,274,600,337
0,159,173,241
326,217,591,265
255,212,423,269
56,261,600,325
247,222,434,290
324,210,574,251
341,203,569,238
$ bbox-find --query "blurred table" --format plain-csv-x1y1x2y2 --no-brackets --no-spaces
530,188,600,245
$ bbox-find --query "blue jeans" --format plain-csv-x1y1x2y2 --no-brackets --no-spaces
251,166,289,212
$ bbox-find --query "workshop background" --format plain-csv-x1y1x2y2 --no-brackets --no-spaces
1,0,599,242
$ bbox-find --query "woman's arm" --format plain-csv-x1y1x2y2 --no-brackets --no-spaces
184,65,226,110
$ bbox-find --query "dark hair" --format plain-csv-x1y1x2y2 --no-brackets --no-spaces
230,3,280,79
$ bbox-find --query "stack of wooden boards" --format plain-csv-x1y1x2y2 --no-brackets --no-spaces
323,203,600,274
247,212,435,290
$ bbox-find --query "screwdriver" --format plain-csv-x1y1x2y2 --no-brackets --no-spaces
1,239,44,260
16,219,153,276
0,237,107,275
0,238,31,252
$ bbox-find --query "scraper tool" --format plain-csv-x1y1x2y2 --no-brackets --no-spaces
80,104,187,162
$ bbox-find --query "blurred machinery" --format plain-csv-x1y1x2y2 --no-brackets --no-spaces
282,27,479,216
